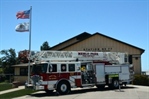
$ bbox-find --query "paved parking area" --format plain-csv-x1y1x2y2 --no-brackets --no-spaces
13,85,149,99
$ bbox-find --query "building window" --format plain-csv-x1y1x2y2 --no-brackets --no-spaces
61,64,67,72
68,64,75,71
20,68,28,76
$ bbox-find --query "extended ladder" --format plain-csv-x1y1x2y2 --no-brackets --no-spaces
30,51,128,64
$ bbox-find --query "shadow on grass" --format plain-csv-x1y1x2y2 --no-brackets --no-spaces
30,85,138,97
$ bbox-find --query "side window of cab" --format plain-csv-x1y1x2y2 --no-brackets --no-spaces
49,64,57,72
68,64,75,71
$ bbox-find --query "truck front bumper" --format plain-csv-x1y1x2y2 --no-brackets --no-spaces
25,82,44,90
32,82,45,90
34,85,44,90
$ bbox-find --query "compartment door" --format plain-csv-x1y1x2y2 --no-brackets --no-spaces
95,63,105,83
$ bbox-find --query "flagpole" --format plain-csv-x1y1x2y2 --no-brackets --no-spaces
28,6,32,85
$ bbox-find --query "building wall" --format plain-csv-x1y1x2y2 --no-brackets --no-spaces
14,76,27,84
132,55,141,74
59,34,142,74
14,66,28,83
14,67,20,75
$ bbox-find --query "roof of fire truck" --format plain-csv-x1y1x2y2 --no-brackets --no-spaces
30,51,128,65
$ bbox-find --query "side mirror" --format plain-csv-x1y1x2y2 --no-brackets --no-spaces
77,67,80,71
49,65,53,72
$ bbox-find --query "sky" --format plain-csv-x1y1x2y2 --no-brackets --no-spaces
0,0,148,71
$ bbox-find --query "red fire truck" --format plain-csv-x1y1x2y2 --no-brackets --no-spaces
25,51,133,95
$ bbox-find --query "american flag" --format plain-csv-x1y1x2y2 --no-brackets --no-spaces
16,10,30,19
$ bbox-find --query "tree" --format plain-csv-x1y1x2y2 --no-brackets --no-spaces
0,58,3,74
0,57,2,67
18,50,35,63
40,41,50,51
0,48,17,75
18,50,29,63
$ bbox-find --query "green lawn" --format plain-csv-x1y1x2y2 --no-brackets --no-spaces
0,89,37,99
0,83,13,91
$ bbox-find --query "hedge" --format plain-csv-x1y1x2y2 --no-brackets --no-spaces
133,74,149,86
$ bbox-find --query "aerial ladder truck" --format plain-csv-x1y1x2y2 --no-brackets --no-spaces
25,51,133,95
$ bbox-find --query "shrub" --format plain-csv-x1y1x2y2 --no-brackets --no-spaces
0,76,5,82
133,74,149,86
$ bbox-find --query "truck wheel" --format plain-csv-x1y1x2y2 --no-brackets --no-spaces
123,82,127,86
109,78,119,89
56,81,70,95
96,85,105,90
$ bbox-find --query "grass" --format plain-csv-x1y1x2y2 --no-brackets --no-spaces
0,89,37,99
0,83,13,91
0,82,37,99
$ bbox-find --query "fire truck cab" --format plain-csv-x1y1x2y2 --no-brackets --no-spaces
26,51,133,95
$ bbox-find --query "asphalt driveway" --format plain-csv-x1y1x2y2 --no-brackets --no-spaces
13,85,149,99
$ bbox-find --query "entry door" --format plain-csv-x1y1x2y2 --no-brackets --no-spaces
95,63,105,83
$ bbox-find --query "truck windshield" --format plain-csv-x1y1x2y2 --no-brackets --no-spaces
32,63,48,74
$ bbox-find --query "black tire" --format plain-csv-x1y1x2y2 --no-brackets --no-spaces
56,81,70,95
109,78,119,89
123,82,127,86
96,85,105,90
45,90,53,94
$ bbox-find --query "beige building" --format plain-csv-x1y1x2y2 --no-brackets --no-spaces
13,32,144,83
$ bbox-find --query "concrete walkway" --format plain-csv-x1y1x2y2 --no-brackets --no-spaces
0,86,25,95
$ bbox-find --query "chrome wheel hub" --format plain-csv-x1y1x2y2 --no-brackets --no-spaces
60,84,67,92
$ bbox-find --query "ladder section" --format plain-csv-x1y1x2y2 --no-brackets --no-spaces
30,51,128,64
